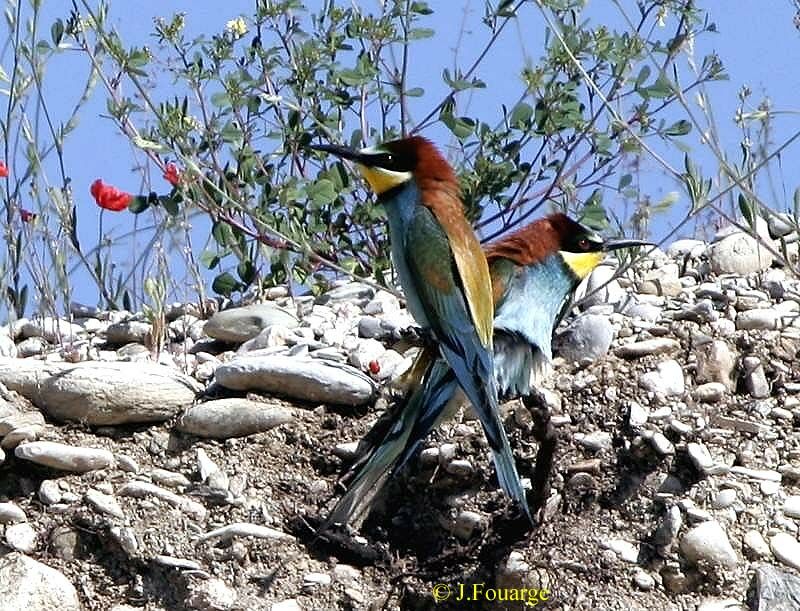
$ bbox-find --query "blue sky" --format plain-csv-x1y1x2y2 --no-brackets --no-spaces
4,1,800,312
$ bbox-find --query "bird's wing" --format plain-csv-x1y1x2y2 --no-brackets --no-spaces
403,205,530,519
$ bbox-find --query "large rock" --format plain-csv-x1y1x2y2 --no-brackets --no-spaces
0,360,201,425
709,232,772,275
680,520,738,570
0,552,80,610
554,313,614,362
204,303,299,343
176,399,294,438
215,355,376,406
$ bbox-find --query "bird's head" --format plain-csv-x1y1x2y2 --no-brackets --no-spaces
309,136,456,196
487,213,652,280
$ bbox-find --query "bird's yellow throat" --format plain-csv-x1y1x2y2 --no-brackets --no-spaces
559,250,605,280
357,164,412,195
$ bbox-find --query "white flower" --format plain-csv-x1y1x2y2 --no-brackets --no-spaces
225,17,248,39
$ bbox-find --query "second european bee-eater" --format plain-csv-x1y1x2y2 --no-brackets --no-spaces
311,136,530,520
328,213,650,526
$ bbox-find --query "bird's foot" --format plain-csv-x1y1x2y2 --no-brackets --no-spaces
522,391,559,522
397,325,436,347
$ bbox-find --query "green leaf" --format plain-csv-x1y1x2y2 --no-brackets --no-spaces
618,174,632,190
738,193,757,227
212,221,236,247
199,250,221,270
406,87,424,97
634,65,651,87
210,91,231,107
51,19,64,46
212,272,241,296
237,259,256,284
408,27,434,40
509,102,533,128
307,178,336,206
664,120,692,137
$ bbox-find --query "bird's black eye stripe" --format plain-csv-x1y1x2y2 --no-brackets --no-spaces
364,152,413,172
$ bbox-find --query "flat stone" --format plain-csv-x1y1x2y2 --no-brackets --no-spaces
85,489,124,519
215,355,376,406
743,530,771,559
0,502,26,524
185,577,237,610
771,532,800,571
754,563,800,611
695,340,737,390
615,338,680,359
783,496,800,520
0,359,202,425
20,317,84,343
15,441,113,472
737,309,782,331
601,539,639,563
118,481,206,521
316,282,374,307
176,399,293,438
204,304,299,343
0,552,80,610
582,265,626,307
680,520,738,570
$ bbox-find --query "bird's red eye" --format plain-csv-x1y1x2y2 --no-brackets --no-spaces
578,238,591,250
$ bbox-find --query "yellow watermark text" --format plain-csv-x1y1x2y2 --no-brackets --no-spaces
431,582,550,607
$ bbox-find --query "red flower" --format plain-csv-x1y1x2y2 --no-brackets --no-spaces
90,179,132,212
368,360,381,375
20,209,36,223
163,162,180,186
0,161,8,178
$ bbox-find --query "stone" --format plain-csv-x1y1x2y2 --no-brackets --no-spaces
639,359,684,397
709,232,773,275
666,238,706,259
687,442,721,476
754,564,800,611
0,502,26,523
615,338,680,358
176,399,293,438
693,382,726,403
581,265,626,307
38,480,62,505
5,522,37,552
363,290,400,315
0,359,202,425
215,355,376,406
118,482,206,521
712,489,737,510
85,489,124,519
743,530,771,559
742,356,770,399
15,441,113,472
736,308,782,331
20,317,84,343
0,553,80,610
771,532,800,571
601,539,639,563
204,304,299,343
554,314,614,362
317,282,374,306
185,577,237,610
767,213,796,239
348,338,386,370
105,320,152,344
784,496,800,519
695,340,737,390
674,299,718,324
451,510,484,540
680,520,738,570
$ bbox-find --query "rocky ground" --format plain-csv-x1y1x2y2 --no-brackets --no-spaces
2,223,800,610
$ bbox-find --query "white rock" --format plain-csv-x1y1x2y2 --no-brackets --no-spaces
205,304,299,343
0,502,26,524
693,382,726,403
680,520,738,569
347,338,385,370
554,314,615,362
601,539,639,563
5,523,37,552
770,532,800,571
15,441,113,472
186,577,237,610
0,553,80,610
20,317,84,343
581,265,626,307
270,600,301,611
783,496,800,519
215,355,376,406
639,359,684,396
84,489,124,519
709,232,773,275
737,309,782,331
615,338,680,359
0,359,201,425
176,399,293,439
743,530,771,559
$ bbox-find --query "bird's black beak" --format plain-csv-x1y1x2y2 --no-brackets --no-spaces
602,238,654,252
308,143,364,163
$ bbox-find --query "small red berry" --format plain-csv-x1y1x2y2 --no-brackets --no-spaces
368,360,381,375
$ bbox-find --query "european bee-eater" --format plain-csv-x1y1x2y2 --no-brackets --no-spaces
328,213,650,526
310,136,530,520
